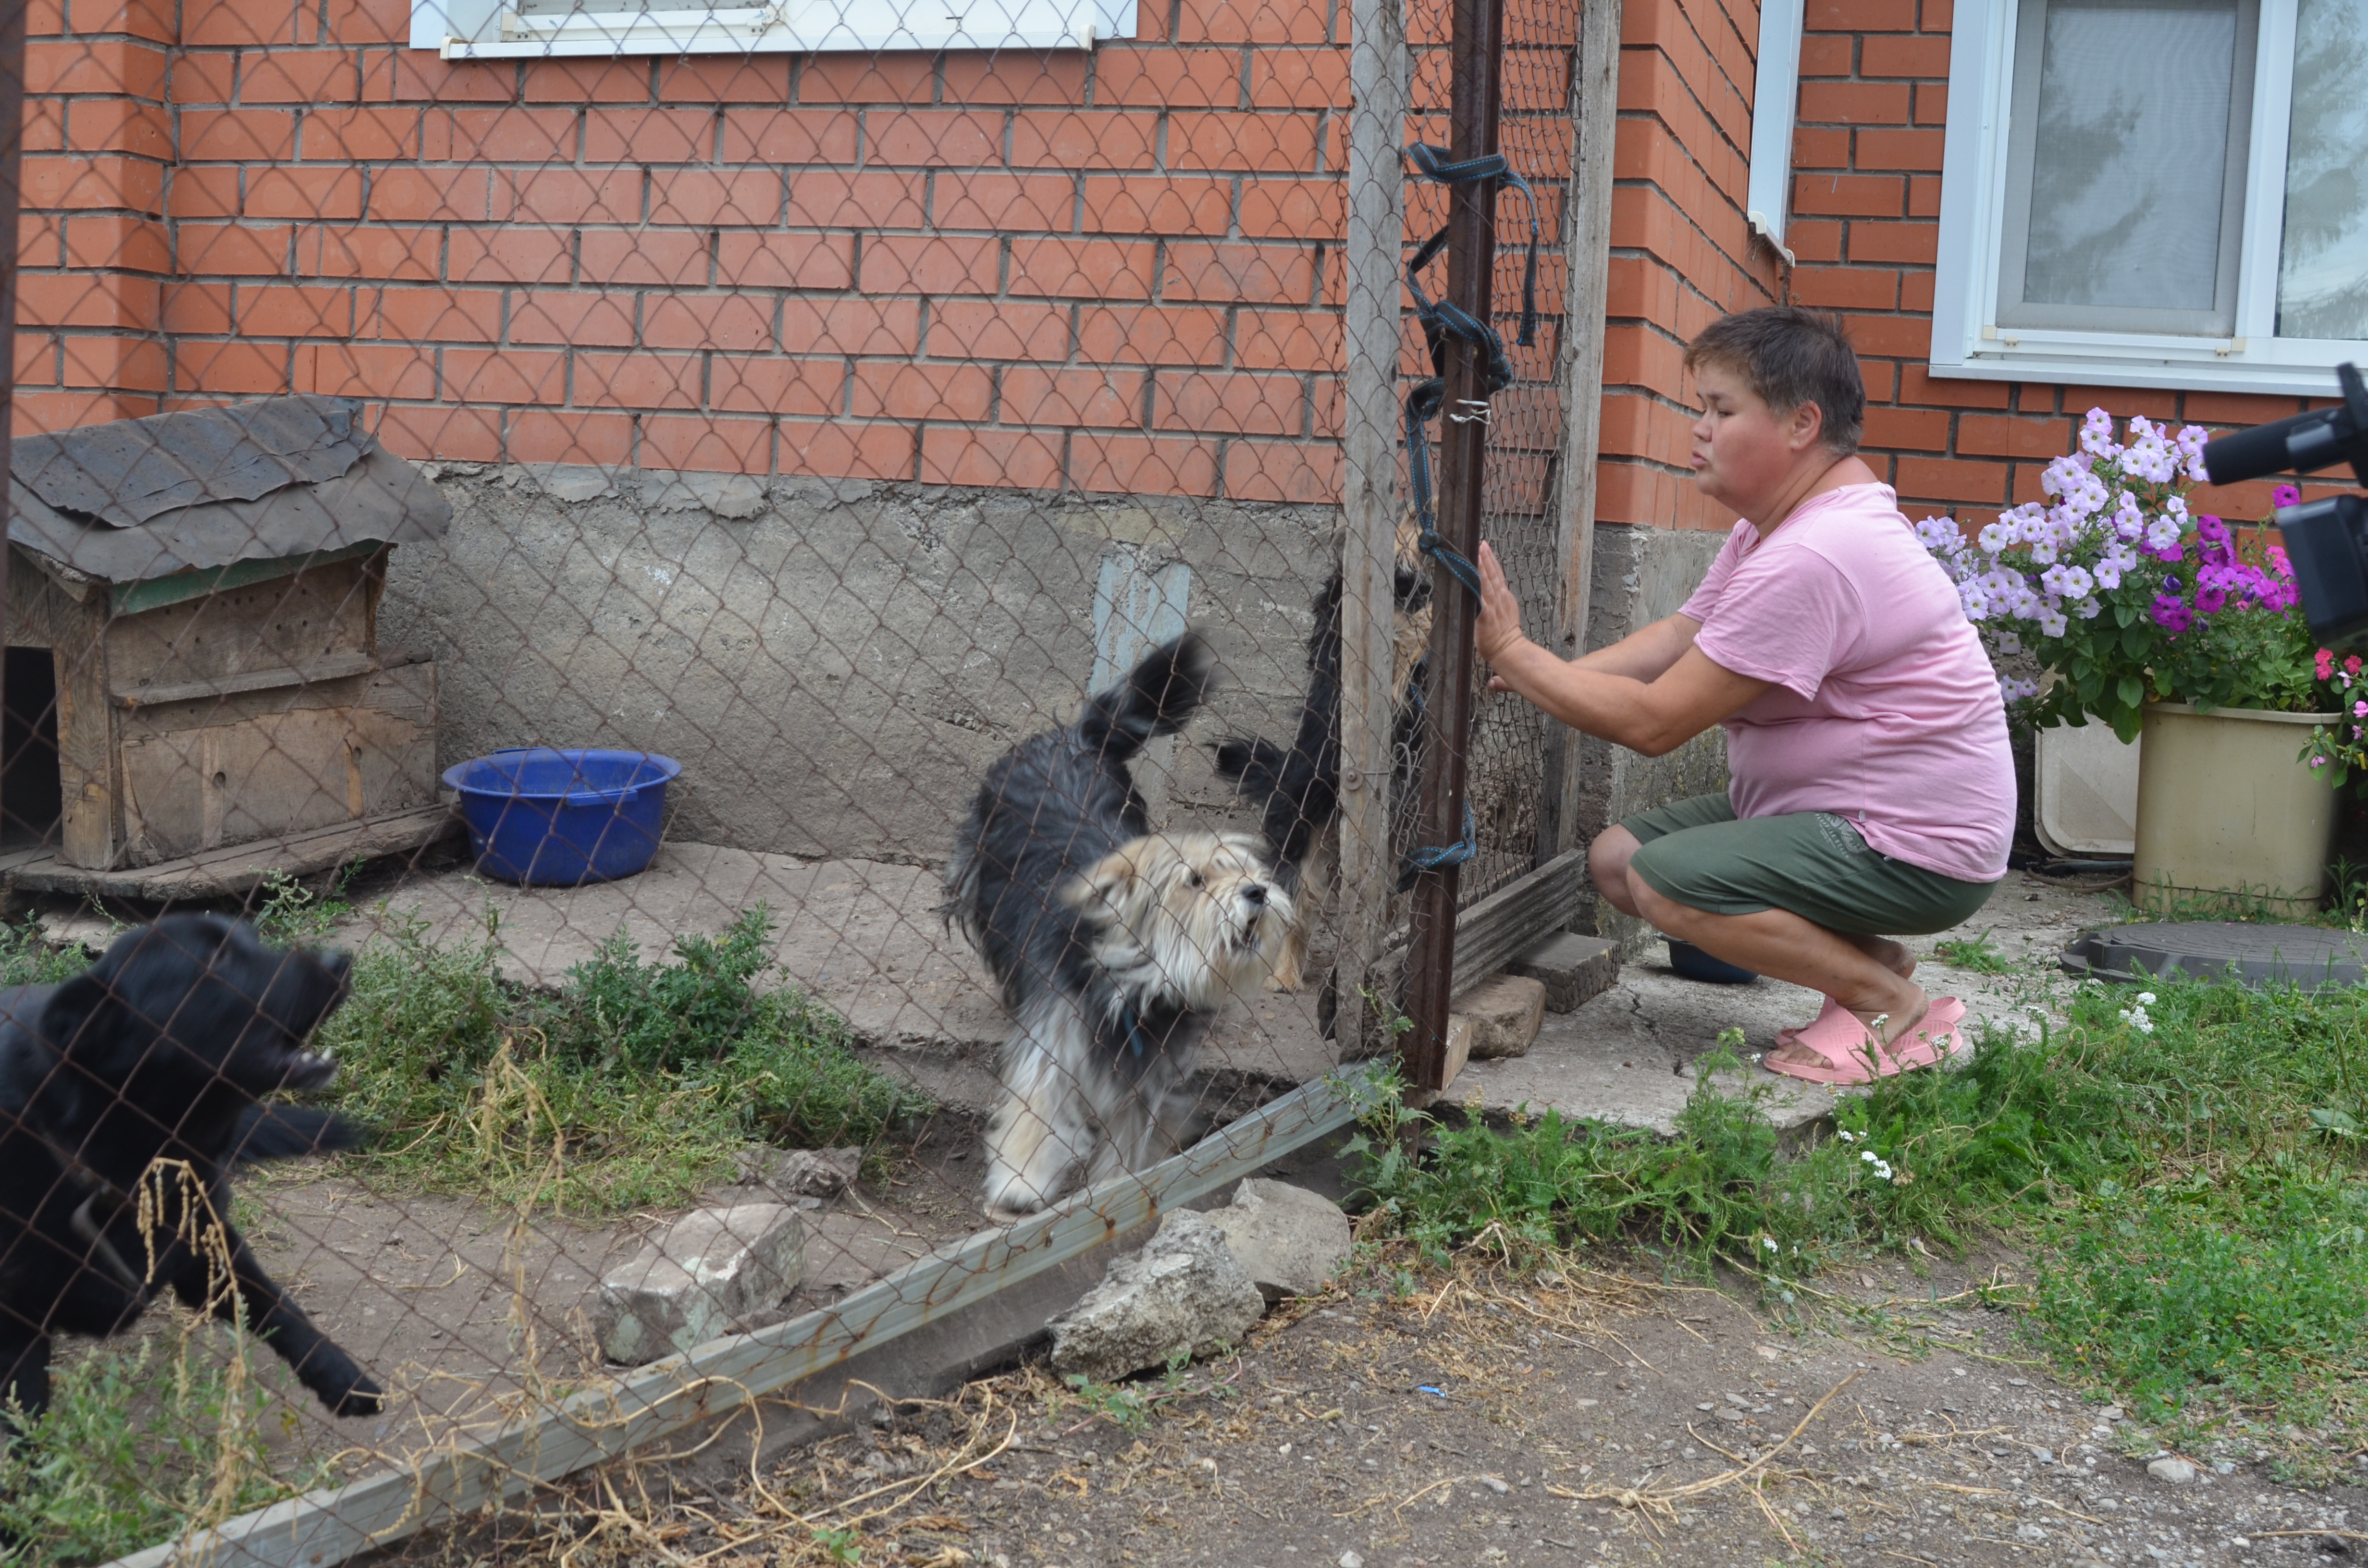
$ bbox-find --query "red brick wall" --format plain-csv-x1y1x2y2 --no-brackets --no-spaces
1597,0,2351,535
15,0,1358,500
1595,0,1785,532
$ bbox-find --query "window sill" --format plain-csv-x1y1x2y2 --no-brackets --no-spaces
1930,346,2363,400
414,0,1116,55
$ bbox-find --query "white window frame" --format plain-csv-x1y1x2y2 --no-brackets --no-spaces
1931,0,2367,397
410,0,1122,58
1746,0,1804,267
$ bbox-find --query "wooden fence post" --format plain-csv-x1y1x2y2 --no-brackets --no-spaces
1336,0,1410,1050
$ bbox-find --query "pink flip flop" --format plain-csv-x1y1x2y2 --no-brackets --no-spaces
1776,995,1851,1051
1764,997,1969,1085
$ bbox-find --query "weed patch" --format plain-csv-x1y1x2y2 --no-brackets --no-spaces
1930,929,2013,974
1353,978,2368,1446
322,906,928,1214
0,1328,335,1567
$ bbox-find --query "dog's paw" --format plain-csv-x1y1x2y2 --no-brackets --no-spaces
321,1372,387,1418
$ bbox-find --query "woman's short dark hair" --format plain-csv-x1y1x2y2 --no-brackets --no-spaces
1682,306,1865,455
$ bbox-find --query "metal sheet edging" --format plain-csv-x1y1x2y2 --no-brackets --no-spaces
102,1068,1369,1568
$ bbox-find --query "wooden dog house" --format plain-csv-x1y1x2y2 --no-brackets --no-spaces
2,395,455,899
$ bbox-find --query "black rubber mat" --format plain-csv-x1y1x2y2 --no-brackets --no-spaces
2060,922,2368,987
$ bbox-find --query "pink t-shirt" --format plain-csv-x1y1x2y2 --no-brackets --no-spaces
1679,483,2014,883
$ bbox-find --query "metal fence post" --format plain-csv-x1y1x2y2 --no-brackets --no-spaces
1398,0,1505,1090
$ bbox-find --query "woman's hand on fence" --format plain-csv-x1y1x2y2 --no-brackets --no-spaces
1474,541,1529,685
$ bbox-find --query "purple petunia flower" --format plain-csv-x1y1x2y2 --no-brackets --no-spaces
2150,594,2194,633
2273,484,2303,509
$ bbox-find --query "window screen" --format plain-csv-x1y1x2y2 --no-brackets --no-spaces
1997,0,2257,335
2278,0,2368,340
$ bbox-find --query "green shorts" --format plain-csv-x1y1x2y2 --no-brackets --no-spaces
1622,794,2000,937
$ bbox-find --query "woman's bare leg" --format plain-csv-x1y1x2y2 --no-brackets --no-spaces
1592,825,1930,1062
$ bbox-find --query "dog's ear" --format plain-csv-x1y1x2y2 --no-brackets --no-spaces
36,970,128,1070
1063,847,1144,921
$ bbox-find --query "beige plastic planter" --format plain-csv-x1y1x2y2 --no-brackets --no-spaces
2132,701,2342,918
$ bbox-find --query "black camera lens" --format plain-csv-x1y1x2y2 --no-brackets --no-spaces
2279,495,2368,648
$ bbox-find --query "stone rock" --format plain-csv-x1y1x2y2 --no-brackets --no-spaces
1452,974,1547,1060
1048,1210,1265,1383
2146,1457,2197,1485
594,1203,805,1366
737,1145,861,1198
1437,1013,1475,1090
1205,1179,1351,1303
1507,932,1622,1012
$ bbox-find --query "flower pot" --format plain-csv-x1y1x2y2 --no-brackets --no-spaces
2132,702,2340,918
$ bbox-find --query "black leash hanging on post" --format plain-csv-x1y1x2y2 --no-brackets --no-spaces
1395,141,1541,890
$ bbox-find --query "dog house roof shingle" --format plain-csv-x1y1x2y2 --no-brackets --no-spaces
7,394,450,584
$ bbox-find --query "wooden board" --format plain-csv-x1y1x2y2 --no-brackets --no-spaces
111,650,380,710
100,1071,1367,1568
114,666,438,864
1335,0,1412,1045
1535,0,1623,863
6,801,459,901
102,556,376,694
1366,847,1593,1005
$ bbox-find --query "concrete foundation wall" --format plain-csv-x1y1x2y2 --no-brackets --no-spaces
1569,521,1731,953
379,465,1338,867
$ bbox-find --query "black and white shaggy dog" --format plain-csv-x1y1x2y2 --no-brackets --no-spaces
1215,514,1435,991
0,914,383,1426
947,631,1295,1216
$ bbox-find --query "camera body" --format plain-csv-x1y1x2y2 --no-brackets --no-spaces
2201,361,2368,648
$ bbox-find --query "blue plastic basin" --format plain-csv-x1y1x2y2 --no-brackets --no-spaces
441,748,681,886
1665,938,1759,985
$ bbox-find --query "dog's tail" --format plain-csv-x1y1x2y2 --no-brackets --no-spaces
233,1103,368,1165
1074,630,1216,764
1213,735,1288,799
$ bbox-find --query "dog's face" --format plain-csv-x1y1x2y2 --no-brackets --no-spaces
47,914,353,1113
1066,831,1295,1005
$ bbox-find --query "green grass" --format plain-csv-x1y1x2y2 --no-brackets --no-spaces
321,905,929,1215
1353,977,2368,1452
0,880,925,1215
0,1328,337,1567
0,916,100,987
1930,929,2014,974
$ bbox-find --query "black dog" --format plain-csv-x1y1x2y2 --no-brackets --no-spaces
1215,517,1434,992
0,914,383,1425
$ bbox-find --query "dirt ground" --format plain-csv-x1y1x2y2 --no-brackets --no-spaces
393,1230,2367,1568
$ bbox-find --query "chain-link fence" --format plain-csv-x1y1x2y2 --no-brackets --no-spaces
0,0,1601,1556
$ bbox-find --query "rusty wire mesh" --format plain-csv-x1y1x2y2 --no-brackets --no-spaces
1394,0,1572,917
0,0,1580,1559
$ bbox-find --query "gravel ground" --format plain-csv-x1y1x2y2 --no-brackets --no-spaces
692,1244,2366,1568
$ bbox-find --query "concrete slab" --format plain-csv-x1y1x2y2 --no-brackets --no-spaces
335,841,1009,1056
330,842,1338,1119
315,846,2118,1141
1451,874,2121,1136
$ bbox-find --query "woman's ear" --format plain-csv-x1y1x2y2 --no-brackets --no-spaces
1788,396,1828,454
